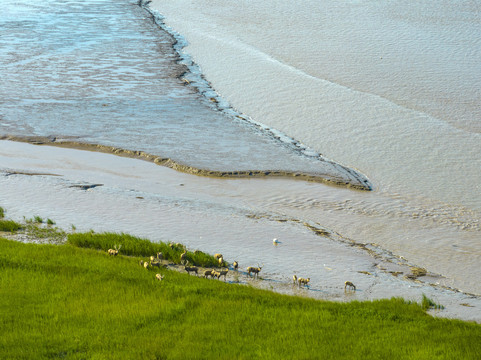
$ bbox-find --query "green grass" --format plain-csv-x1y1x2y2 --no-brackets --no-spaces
67,232,219,267
33,215,43,224
422,294,445,310
0,219,22,232
1,238,480,360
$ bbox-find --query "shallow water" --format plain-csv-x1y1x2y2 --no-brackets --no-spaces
147,0,481,292
149,0,481,208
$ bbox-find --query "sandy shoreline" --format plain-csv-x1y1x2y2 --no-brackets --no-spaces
1,139,480,322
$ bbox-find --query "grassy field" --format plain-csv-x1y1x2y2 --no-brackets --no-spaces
1,234,480,359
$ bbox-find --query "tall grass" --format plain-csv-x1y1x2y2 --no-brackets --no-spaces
1,238,480,360
67,232,219,267
0,219,22,232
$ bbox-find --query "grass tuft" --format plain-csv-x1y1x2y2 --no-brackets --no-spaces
33,215,43,224
0,219,22,232
422,294,445,310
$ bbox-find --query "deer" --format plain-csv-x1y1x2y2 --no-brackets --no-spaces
107,244,122,256
217,269,229,281
150,260,162,268
180,250,188,264
204,269,215,278
247,265,263,278
211,270,221,279
184,265,199,275
344,281,356,291
298,277,310,288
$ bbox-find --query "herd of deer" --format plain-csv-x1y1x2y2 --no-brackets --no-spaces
107,245,357,291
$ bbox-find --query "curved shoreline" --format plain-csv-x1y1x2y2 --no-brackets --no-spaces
1,135,372,190
1,139,480,322
138,1,373,192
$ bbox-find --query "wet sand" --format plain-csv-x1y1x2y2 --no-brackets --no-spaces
1,140,480,323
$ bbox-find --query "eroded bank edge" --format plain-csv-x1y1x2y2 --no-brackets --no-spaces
1,136,371,190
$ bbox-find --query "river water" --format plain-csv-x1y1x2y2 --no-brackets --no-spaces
147,0,481,292
1,0,480,320
0,0,368,186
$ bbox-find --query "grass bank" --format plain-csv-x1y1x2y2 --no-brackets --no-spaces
67,232,220,267
1,237,480,359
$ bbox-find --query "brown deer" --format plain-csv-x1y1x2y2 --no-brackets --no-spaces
217,269,229,281
184,265,199,275
204,269,215,278
298,277,310,288
150,260,162,268
211,270,221,279
107,244,122,256
247,265,263,278
344,281,356,291
180,250,188,264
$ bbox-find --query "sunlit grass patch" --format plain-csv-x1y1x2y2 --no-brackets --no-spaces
67,232,219,267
